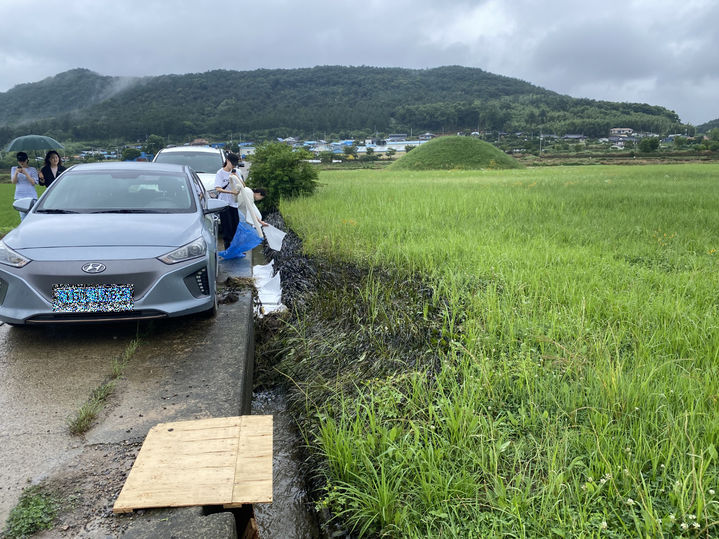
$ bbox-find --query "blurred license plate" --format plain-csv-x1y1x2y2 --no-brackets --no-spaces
52,284,134,313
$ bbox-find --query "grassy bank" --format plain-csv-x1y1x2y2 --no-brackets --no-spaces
0,183,44,235
274,164,719,536
0,184,21,233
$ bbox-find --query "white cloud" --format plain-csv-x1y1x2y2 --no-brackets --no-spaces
0,0,716,124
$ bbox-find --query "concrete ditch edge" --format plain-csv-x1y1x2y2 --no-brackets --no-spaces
113,287,255,538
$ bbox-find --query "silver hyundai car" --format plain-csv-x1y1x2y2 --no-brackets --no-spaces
0,162,228,325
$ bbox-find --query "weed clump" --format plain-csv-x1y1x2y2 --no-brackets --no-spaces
3,485,59,538
67,337,140,435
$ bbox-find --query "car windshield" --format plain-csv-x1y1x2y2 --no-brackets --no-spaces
36,170,196,213
154,151,222,174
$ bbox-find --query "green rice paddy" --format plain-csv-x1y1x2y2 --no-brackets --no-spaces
279,164,719,537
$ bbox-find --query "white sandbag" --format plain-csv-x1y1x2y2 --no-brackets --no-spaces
263,225,287,251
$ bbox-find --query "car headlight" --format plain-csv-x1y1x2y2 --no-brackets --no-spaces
0,240,31,268
158,238,207,264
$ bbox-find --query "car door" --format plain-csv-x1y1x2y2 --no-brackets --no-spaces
191,171,219,241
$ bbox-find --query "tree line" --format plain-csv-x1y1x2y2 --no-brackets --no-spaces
0,66,694,145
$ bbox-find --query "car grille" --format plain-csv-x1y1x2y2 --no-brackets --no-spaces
23,259,165,303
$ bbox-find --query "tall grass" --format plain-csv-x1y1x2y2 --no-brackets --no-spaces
280,164,719,536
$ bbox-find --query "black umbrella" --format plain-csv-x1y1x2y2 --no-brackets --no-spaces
5,135,64,152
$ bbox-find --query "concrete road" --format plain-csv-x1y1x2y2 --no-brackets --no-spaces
0,254,254,530
0,323,140,524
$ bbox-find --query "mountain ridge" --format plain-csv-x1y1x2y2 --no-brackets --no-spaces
0,65,694,143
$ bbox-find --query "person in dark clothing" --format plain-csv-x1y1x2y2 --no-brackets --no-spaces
38,150,66,187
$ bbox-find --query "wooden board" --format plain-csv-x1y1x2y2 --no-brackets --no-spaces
113,415,273,513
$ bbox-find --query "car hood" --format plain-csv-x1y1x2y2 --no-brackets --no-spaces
5,213,203,259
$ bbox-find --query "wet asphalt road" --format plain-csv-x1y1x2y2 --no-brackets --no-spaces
0,169,258,527
0,322,141,524
0,252,253,528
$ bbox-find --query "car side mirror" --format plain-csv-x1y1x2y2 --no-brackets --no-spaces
204,198,228,214
13,197,36,213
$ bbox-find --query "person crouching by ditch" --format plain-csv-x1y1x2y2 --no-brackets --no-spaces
11,152,39,220
215,152,241,249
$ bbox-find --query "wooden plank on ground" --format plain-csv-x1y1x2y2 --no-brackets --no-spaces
113,416,273,513
227,415,274,506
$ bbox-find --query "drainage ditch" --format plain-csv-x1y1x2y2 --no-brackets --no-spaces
247,212,450,537
252,388,320,538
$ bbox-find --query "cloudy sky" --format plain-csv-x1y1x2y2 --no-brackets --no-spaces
1,0,717,125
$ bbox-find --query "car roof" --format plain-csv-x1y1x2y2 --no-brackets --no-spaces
156,146,223,154
66,161,191,174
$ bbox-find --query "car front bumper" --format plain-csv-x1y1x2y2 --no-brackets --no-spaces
0,256,215,325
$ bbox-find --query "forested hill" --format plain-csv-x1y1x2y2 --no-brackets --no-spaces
0,69,137,125
0,66,687,143
697,118,719,133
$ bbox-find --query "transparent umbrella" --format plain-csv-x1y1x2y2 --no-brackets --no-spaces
5,135,64,152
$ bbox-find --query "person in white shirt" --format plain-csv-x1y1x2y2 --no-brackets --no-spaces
11,152,39,220
214,153,242,249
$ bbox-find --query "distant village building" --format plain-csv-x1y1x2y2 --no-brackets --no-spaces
278,137,298,145
418,132,436,141
609,135,637,143
663,133,686,143
386,134,407,142
238,142,255,156
610,128,634,136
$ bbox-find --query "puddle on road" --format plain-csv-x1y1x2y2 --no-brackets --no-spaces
252,388,320,539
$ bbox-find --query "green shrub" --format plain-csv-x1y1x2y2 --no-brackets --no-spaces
248,142,318,211
121,147,141,161
638,137,660,152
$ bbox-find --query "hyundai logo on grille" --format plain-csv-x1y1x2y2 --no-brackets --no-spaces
82,263,106,274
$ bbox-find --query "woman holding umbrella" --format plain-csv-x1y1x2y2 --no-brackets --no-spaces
11,152,39,220
5,135,64,219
